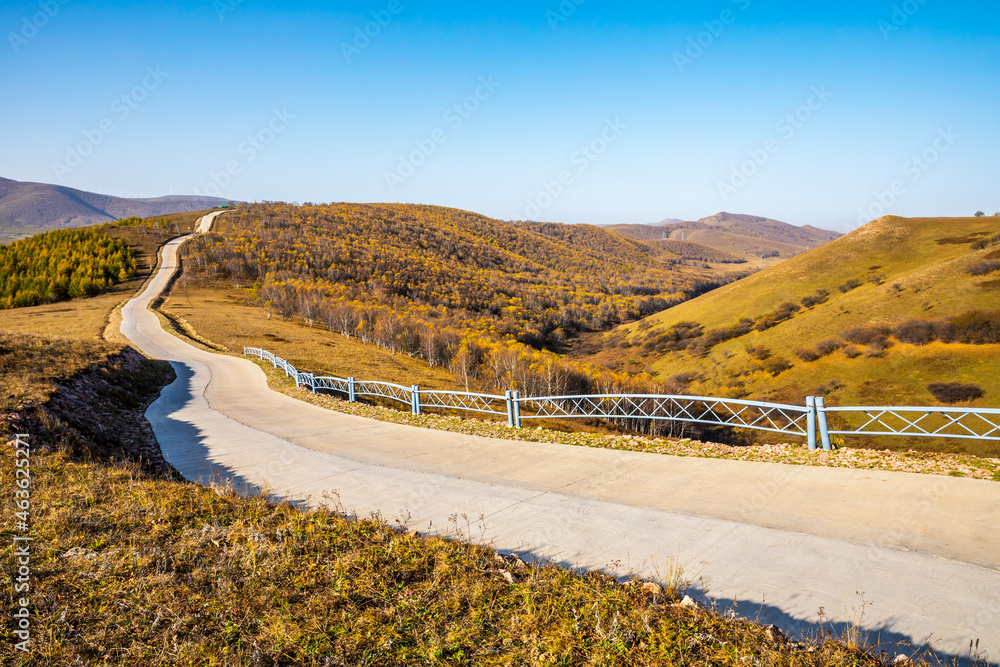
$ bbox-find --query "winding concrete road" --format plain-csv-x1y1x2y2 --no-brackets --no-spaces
121,214,1000,663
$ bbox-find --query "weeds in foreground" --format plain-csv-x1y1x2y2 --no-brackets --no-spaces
1,441,905,667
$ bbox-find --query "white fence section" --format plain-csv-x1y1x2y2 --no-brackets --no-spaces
244,347,1000,451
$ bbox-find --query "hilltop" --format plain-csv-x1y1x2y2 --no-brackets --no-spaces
0,176,229,236
576,215,1000,455
608,212,841,266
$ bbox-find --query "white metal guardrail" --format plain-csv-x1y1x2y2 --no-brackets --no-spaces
244,347,1000,451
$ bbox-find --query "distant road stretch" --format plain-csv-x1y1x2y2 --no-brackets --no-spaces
119,213,1000,663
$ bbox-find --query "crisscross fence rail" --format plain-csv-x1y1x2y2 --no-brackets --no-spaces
244,347,1000,451
517,394,813,436
819,406,1000,444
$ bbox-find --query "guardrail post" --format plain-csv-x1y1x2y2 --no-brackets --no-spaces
512,391,522,429
806,396,817,450
505,391,514,428
348,377,356,403
816,397,832,451
309,373,317,394
412,385,421,416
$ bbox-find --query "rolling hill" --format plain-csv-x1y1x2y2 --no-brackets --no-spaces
0,176,230,235
608,212,841,266
183,202,757,404
577,215,1000,454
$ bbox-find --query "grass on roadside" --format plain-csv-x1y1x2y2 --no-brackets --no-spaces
3,435,913,666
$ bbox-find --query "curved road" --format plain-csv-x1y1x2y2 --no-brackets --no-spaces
121,214,1000,662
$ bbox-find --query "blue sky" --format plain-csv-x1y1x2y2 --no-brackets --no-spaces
1,1,997,231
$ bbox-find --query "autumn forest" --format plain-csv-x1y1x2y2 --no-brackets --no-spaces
183,203,750,405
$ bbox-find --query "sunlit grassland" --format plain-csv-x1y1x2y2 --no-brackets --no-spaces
584,216,1000,457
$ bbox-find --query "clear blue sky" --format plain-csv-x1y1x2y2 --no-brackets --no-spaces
1,1,997,231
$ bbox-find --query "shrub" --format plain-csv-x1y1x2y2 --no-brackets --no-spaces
800,289,830,309
867,272,887,286
754,302,800,332
967,260,1000,276
838,278,862,293
842,345,863,359
815,381,844,396
663,371,700,394
971,233,1000,250
814,339,843,357
794,348,820,362
938,311,1000,345
865,337,891,357
688,318,754,356
927,382,984,404
841,325,891,345
764,358,793,376
643,321,703,353
893,319,939,345
669,371,700,386
744,344,771,360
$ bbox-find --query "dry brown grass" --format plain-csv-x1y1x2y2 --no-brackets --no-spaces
2,432,912,666
163,278,464,391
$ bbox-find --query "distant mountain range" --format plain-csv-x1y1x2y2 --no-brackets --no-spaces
0,177,231,232
606,212,841,264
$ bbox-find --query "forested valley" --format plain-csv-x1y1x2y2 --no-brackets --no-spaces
184,202,751,404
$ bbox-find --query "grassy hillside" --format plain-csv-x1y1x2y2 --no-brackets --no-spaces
198,202,723,342
579,216,1000,456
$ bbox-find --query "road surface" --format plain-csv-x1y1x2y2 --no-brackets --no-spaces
120,215,1000,663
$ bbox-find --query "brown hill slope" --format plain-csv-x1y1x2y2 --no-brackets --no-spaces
609,212,841,265
0,176,229,232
